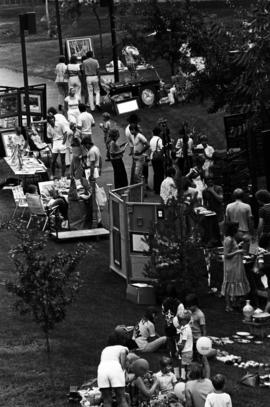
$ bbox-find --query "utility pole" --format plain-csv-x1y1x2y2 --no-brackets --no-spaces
19,12,36,129
108,0,119,82
55,0,64,55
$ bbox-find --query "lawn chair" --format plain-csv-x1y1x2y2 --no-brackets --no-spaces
26,194,58,231
11,185,28,218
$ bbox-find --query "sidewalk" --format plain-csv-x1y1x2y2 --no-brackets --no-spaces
0,68,156,228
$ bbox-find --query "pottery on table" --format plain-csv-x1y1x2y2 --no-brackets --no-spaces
243,300,254,321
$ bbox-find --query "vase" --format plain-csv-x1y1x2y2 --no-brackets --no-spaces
243,300,254,321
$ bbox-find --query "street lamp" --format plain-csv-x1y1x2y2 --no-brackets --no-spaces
19,12,37,128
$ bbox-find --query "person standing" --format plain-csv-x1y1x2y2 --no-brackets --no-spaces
129,124,149,185
195,135,215,177
82,50,100,112
125,114,141,183
203,177,224,235
225,188,253,240
77,103,95,141
47,115,68,178
221,221,250,312
97,334,129,407
66,55,81,99
108,129,128,189
160,167,178,204
64,87,81,124
55,55,68,111
149,127,164,194
175,127,194,175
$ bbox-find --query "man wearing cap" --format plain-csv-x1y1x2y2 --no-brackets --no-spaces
77,103,95,141
82,50,100,112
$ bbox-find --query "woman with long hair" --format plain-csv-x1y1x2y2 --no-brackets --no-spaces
221,221,250,312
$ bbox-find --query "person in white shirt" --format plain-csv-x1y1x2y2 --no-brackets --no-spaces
175,128,194,175
160,167,178,204
64,87,80,124
205,374,232,407
150,127,164,194
77,103,95,140
195,135,214,177
129,123,149,184
97,333,129,407
177,310,193,381
66,55,81,99
55,55,68,111
47,115,69,178
132,307,167,353
125,114,141,183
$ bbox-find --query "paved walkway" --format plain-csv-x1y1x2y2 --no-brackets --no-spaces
0,68,156,228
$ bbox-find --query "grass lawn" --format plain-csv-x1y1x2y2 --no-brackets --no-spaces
0,188,270,407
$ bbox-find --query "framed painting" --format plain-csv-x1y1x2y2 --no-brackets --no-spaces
0,92,18,118
0,129,19,157
66,37,93,61
20,91,42,115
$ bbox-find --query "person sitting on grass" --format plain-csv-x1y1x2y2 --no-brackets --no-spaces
185,360,213,407
132,307,167,353
154,356,177,395
205,374,232,407
129,358,159,406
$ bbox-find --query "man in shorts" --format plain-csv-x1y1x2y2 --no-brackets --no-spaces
47,115,69,178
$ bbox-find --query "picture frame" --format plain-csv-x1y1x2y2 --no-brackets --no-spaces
0,129,20,157
130,232,149,254
66,37,93,61
20,91,42,115
0,92,19,118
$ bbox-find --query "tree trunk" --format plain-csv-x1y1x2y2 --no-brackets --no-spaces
92,5,104,58
45,331,56,404
45,0,51,38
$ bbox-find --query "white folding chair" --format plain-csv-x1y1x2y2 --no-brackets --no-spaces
26,194,53,231
11,186,28,218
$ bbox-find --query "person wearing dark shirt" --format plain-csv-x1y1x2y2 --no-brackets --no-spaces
255,189,270,250
203,177,224,237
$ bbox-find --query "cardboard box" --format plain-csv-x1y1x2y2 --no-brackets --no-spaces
126,283,156,305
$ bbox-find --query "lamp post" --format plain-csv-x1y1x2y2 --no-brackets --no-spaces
55,0,64,55
19,12,36,129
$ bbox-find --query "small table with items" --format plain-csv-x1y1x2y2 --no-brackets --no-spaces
0,156,48,187
243,319,270,341
194,207,221,247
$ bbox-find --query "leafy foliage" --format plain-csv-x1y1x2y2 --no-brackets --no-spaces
6,222,90,338
145,200,208,302
118,0,205,75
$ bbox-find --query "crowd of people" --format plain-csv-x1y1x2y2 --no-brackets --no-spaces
96,297,232,407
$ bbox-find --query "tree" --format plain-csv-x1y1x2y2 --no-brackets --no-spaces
119,0,204,75
5,222,90,398
145,200,208,303
61,0,105,57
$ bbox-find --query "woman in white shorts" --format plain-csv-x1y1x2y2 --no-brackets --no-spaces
97,334,129,407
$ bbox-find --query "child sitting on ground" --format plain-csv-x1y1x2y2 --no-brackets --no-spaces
205,374,232,407
154,356,177,395
129,358,159,406
177,310,193,381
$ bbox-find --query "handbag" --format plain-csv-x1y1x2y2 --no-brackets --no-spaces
95,184,107,207
152,138,163,161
